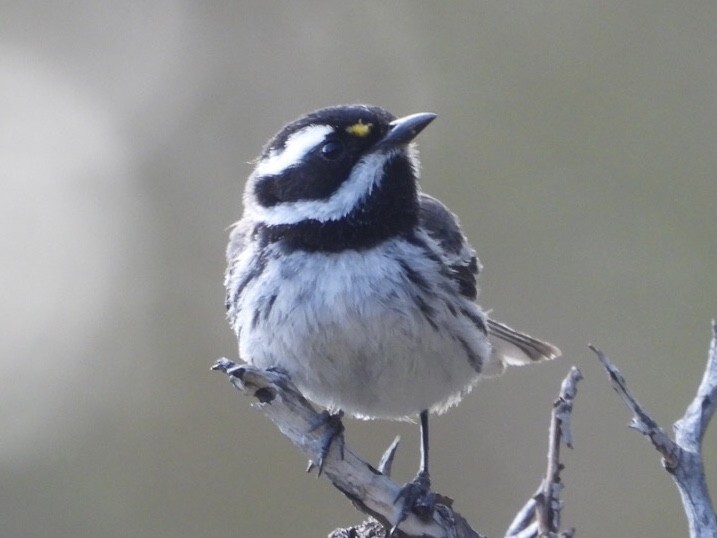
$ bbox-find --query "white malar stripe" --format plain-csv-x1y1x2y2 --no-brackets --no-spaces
254,125,333,177
248,150,397,225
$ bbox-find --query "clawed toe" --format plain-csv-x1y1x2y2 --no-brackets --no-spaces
307,410,345,475
389,471,436,536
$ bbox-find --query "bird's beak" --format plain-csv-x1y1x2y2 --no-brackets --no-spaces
376,112,437,149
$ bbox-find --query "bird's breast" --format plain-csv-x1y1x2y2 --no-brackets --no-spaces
230,237,489,418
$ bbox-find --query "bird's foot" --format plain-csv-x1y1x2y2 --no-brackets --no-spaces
389,470,436,536
306,410,345,476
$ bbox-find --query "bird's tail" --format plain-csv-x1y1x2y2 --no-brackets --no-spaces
485,318,561,374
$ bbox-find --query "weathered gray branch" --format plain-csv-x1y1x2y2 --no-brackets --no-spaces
506,367,581,538
590,321,717,538
213,358,583,538
212,359,482,538
213,322,716,536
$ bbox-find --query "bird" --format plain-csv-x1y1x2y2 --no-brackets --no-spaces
224,104,560,532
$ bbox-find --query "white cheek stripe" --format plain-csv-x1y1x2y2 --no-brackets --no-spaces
247,150,397,225
254,125,333,177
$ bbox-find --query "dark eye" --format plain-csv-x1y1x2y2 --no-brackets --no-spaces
320,140,344,160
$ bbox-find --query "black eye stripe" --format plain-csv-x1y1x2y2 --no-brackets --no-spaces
253,175,282,207
253,117,394,209
253,155,353,207
255,138,357,207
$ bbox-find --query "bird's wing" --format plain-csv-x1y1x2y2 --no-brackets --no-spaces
224,219,253,312
226,218,254,264
418,193,561,365
418,193,481,300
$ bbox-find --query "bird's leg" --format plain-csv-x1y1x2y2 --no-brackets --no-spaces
389,410,436,536
306,410,345,476
419,407,430,478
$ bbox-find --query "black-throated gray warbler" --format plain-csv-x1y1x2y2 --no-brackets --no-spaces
225,104,560,529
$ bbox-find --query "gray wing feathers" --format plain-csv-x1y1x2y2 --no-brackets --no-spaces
487,318,561,365
418,193,481,300
224,219,253,313
225,219,252,264
418,194,471,258
419,193,561,366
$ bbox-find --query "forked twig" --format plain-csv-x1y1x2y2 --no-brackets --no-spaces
590,321,717,538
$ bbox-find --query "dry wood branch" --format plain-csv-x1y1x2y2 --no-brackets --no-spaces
212,358,483,538
506,367,581,538
590,321,717,538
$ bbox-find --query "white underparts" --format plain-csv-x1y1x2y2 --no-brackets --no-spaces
230,235,492,419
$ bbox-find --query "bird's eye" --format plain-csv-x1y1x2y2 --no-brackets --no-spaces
320,140,344,160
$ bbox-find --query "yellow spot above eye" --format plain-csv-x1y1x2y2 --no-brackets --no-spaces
345,121,373,137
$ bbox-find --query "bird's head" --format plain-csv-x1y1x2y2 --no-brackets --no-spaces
243,105,436,234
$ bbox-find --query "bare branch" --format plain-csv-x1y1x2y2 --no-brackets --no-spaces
537,366,582,536
590,323,717,538
329,519,386,538
212,358,484,538
506,367,581,538
674,320,717,451
589,344,679,466
505,486,539,538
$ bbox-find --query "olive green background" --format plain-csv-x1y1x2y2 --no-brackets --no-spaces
2,2,715,537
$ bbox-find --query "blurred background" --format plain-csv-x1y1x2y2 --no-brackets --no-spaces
1,1,715,537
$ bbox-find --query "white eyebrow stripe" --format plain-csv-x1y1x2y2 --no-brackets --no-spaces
254,125,333,177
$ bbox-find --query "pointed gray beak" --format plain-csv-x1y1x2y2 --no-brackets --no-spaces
377,112,437,148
